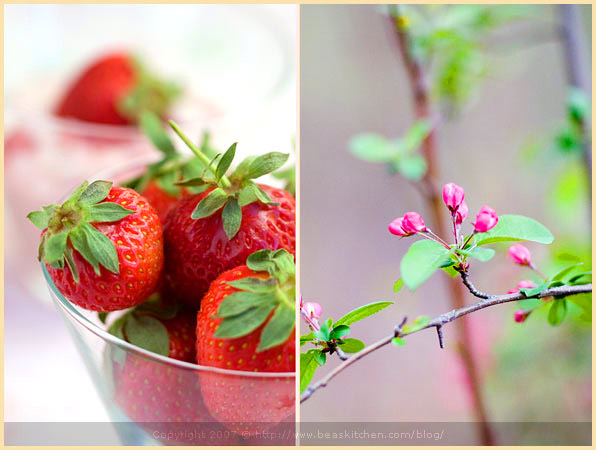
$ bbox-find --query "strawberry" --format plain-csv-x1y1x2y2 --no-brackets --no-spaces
196,249,296,431
162,122,296,307
27,181,163,312
107,302,239,445
55,53,180,125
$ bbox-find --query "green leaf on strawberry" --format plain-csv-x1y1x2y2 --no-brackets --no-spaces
169,120,290,240
213,249,296,352
27,180,135,280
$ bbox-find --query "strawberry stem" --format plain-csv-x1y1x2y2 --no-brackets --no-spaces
168,120,232,189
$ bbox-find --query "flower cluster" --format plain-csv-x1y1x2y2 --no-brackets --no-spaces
388,182,499,270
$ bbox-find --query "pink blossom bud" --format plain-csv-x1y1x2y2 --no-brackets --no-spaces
514,310,529,323
473,205,498,233
507,288,519,294
402,212,427,233
442,182,465,212
455,201,468,226
508,244,532,266
301,301,323,331
516,280,537,290
388,217,412,237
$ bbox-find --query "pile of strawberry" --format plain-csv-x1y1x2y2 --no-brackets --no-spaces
28,117,296,438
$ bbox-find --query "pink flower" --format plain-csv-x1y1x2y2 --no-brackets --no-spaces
508,244,532,266
388,217,412,237
473,205,498,233
402,212,427,233
455,201,468,226
442,182,465,212
514,310,529,323
507,280,537,294
300,300,323,331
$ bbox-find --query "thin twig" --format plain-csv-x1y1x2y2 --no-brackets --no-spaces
460,271,492,299
301,283,591,403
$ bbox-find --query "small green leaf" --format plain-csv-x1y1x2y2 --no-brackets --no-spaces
258,304,295,351
401,119,432,153
314,320,331,341
175,177,209,187
443,265,459,277
245,152,290,179
227,277,276,293
191,188,228,219
333,301,393,327
300,332,315,346
107,315,127,341
44,232,69,263
246,249,276,273
237,182,276,206
393,279,404,293
393,153,427,181
124,314,170,356
401,239,450,290
547,299,567,326
475,215,554,246
139,110,176,156
568,271,592,284
65,181,90,204
80,223,120,274
338,338,365,353
329,325,351,340
392,337,406,347
519,282,548,297
27,210,50,229
300,352,319,393
349,133,397,163
402,315,430,333
568,293,591,323
216,143,237,181
84,203,135,223
221,198,242,240
214,292,274,318
214,302,276,338
551,263,583,282
464,247,495,262
314,351,326,366
98,312,108,324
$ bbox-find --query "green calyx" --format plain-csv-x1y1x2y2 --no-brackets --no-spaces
27,180,135,282
123,111,216,197
117,56,181,123
214,249,296,352
169,120,290,240
107,294,179,357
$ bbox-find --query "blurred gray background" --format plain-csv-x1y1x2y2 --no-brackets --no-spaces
300,4,591,440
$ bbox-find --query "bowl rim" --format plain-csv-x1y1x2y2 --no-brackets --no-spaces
41,155,296,379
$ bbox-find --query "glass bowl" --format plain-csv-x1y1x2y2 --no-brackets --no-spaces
40,158,296,446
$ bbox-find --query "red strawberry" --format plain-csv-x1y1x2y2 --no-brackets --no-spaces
55,53,179,125
163,122,295,307
108,305,239,445
196,250,296,431
27,181,163,312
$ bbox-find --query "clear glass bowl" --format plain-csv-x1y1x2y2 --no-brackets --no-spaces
40,158,296,446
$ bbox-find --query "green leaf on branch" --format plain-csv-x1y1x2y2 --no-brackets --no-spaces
392,337,406,347
300,352,319,393
300,333,315,346
568,271,592,284
393,279,404,293
547,299,567,326
519,282,548,298
314,320,331,341
329,325,351,340
551,263,583,282
392,153,427,181
333,301,393,327
349,134,398,163
338,338,365,353
402,315,431,333
314,351,326,366
400,240,450,290
474,215,554,246
457,247,495,262
568,294,591,323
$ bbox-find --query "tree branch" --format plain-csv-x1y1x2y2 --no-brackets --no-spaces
301,283,591,403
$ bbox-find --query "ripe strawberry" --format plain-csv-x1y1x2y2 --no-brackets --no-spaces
107,303,238,445
55,53,180,125
196,249,296,431
27,181,163,312
163,122,296,307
